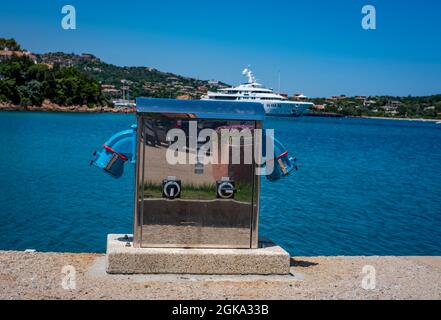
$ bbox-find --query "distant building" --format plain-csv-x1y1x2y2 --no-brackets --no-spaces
383,100,402,114
389,100,402,108
177,94,192,100
293,93,307,100
208,80,219,85
326,95,346,102
81,53,99,62
0,50,37,63
363,99,376,107
167,76,179,84
313,104,326,111
101,84,120,94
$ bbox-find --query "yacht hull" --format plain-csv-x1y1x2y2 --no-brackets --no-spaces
263,101,312,117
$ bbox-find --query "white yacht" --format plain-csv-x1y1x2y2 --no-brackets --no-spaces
202,68,313,116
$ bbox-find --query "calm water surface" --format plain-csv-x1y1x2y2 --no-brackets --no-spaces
0,112,440,255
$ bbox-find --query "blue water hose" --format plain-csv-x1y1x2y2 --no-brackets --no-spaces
91,125,296,181
90,124,137,178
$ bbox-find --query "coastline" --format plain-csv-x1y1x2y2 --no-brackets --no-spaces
1,250,440,299
356,115,441,123
2,103,440,122
0,101,135,114
307,112,440,122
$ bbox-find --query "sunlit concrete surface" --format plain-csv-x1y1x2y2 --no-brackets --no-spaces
0,251,440,299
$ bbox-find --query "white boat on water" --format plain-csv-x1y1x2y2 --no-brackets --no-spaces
201,68,313,117
112,99,136,108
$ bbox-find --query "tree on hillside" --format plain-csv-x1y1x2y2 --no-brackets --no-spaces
26,64,50,82
0,78,20,104
51,67,102,106
0,38,21,51
0,55,104,107
0,55,34,86
18,80,44,106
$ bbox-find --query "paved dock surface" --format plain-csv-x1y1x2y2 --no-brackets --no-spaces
1,251,440,299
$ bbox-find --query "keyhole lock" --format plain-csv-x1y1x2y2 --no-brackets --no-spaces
162,176,181,199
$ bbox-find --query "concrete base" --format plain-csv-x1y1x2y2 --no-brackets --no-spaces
106,234,291,275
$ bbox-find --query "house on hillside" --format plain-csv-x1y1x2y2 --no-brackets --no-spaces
81,53,99,62
101,84,120,95
293,93,307,100
363,99,377,107
0,50,37,63
383,100,402,115
313,104,326,111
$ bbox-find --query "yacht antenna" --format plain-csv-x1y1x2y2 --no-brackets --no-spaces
278,70,281,94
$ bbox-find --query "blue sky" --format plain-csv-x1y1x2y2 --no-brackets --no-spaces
1,0,440,97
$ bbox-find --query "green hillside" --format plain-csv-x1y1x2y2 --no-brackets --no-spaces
0,38,228,107
309,95,441,119
0,52,103,107
37,52,228,99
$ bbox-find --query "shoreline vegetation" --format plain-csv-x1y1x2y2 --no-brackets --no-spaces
2,102,440,122
0,101,134,113
306,111,441,122
1,38,441,121
354,115,441,122
309,95,441,121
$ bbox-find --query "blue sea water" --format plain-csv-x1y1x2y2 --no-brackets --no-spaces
0,112,440,255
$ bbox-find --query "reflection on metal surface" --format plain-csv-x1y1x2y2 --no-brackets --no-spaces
141,199,252,248
136,98,266,121
135,117,261,248
89,98,295,250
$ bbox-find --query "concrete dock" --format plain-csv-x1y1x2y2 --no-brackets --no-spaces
106,234,291,275
1,251,440,299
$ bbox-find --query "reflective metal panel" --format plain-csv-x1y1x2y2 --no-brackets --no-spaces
136,98,265,121
134,115,260,248
133,116,144,247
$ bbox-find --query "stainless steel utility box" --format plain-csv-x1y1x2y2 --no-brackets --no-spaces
133,98,265,249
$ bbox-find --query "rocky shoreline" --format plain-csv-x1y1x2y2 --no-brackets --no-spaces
2,103,440,122
0,101,135,114
357,115,441,122
1,251,440,300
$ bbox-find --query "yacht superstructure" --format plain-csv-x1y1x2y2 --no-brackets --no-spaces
202,68,313,116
